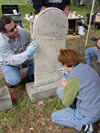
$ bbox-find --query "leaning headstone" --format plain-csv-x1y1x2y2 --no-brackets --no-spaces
0,86,13,111
26,7,68,103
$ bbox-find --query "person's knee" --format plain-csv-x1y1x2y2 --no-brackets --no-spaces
6,76,21,86
1,65,21,86
51,112,57,122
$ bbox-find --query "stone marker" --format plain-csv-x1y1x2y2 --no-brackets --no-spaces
0,86,13,111
26,7,68,103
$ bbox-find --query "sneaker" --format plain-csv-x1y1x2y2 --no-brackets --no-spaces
83,123,97,133
22,74,34,84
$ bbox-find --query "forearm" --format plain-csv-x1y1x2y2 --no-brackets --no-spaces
62,78,79,107
64,5,69,16
85,52,92,65
40,6,47,11
64,5,69,10
9,52,29,66
85,58,92,65
85,47,98,65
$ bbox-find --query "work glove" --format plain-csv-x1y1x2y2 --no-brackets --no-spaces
58,67,68,75
26,41,37,57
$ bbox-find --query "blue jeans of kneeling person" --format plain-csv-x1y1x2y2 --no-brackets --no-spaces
0,59,34,86
51,86,100,131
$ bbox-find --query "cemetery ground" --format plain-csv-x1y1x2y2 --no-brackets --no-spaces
0,3,100,133
0,26,100,133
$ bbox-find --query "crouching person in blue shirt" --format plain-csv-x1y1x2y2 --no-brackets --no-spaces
0,15,37,88
85,37,100,75
51,49,100,133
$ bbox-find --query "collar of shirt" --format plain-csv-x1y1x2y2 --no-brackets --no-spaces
2,33,20,43
2,33,9,42
72,65,77,69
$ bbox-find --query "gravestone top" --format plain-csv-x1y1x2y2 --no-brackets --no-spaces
33,7,68,40
0,86,10,99
33,7,68,86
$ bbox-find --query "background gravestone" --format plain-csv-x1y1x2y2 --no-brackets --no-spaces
26,7,68,103
0,86,12,111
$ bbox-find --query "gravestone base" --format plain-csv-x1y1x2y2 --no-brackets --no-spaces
26,80,61,103
0,86,13,111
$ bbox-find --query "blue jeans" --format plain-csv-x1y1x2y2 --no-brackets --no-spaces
0,59,34,86
85,47,100,65
51,86,100,131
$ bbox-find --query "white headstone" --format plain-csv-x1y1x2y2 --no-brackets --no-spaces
0,86,12,111
26,7,68,103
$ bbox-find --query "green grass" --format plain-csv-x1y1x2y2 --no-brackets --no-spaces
0,3,34,28
0,95,32,131
0,0,32,5
0,95,62,132
69,5,100,24
42,96,63,116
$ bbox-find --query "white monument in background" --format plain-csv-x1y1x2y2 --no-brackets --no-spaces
26,7,68,103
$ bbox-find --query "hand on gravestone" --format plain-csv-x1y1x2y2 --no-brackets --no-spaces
61,77,67,87
26,41,37,57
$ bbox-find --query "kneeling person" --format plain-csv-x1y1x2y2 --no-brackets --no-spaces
51,49,100,133
0,15,37,88
85,37,100,75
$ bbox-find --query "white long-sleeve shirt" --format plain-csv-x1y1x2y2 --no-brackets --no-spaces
0,26,33,66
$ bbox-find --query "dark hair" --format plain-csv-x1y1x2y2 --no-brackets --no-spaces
95,37,100,49
58,49,80,67
0,15,12,32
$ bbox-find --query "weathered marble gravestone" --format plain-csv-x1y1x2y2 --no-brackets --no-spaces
0,86,12,111
26,7,68,103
